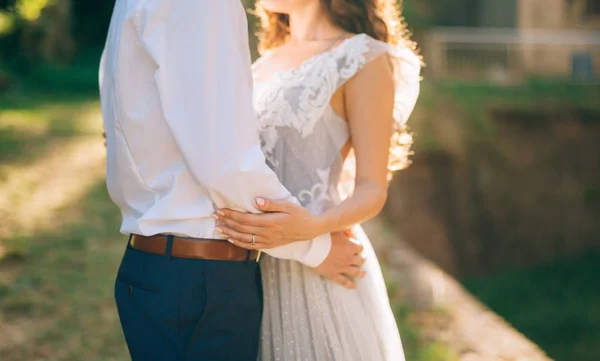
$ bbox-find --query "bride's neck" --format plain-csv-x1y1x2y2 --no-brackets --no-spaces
287,4,341,43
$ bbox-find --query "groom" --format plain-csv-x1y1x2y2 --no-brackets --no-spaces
99,1,363,360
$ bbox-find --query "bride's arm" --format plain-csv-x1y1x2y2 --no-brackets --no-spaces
216,55,395,242
318,54,395,232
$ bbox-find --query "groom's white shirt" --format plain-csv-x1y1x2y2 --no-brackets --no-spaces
99,0,331,267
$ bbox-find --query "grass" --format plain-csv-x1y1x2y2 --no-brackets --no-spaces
0,48,103,162
0,62,127,358
437,78,600,114
381,234,459,361
464,252,600,361
0,182,128,361
0,79,104,255
394,304,458,361
0,71,102,182
0,99,101,166
411,79,600,155
0,50,125,359
447,79,600,132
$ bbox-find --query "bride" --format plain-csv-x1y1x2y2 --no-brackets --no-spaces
215,0,421,359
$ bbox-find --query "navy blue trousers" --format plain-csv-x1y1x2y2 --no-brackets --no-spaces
114,237,263,361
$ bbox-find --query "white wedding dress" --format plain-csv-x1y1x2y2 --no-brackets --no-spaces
252,34,421,361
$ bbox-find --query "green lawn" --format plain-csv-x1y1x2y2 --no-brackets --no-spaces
0,83,127,359
0,182,128,361
464,252,600,361
0,53,102,174
394,304,458,361
0,97,101,170
410,79,600,155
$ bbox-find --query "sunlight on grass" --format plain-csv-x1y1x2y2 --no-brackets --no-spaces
0,182,127,361
0,100,102,136
0,97,103,174
0,95,105,259
0,137,106,248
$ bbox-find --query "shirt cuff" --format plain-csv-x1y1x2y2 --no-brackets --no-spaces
262,233,332,268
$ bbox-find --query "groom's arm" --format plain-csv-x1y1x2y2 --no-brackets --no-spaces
137,0,330,267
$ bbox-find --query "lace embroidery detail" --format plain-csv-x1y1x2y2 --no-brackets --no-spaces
260,126,279,168
297,168,331,213
254,34,369,138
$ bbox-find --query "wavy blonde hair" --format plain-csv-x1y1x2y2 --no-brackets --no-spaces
253,0,419,175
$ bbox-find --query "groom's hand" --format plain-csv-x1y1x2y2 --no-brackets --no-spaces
315,232,366,289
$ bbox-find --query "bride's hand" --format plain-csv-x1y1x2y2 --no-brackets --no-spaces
213,198,326,249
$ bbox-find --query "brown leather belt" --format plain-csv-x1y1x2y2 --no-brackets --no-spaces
130,234,258,261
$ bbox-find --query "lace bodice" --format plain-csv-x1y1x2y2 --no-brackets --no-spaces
252,34,421,214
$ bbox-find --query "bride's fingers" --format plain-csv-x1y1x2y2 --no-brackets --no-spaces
215,218,265,237
220,228,281,250
227,237,262,250
350,255,367,267
342,266,366,280
331,275,356,289
215,226,252,242
214,209,268,227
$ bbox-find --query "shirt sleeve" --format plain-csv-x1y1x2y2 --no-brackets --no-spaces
137,0,330,267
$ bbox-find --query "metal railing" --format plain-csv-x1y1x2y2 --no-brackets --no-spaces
424,27,600,83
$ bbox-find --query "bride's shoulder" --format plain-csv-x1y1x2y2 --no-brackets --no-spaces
337,34,418,64
350,35,421,76
363,35,419,60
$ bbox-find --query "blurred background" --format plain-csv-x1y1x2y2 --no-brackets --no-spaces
0,0,598,360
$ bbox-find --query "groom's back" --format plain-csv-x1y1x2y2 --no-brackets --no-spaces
99,0,215,237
